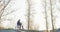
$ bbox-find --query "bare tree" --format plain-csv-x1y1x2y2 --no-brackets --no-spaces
27,0,30,30
50,0,54,32
0,0,17,23
44,0,49,32
0,0,11,23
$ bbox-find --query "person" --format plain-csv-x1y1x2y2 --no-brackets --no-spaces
17,19,23,30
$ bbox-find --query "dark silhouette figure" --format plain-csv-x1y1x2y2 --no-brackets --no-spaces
17,19,23,30
17,20,22,26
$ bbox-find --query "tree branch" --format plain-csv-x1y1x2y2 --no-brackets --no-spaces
0,0,11,23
